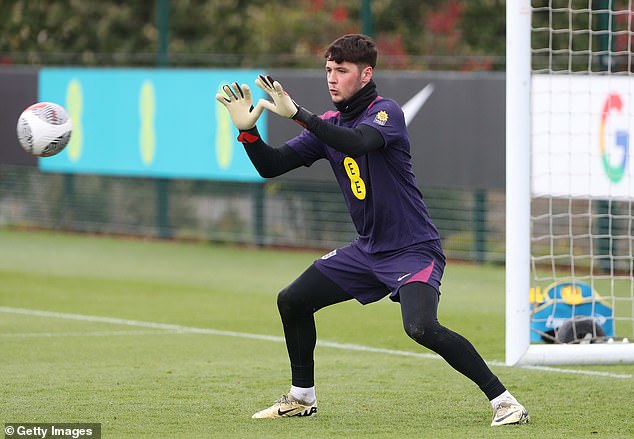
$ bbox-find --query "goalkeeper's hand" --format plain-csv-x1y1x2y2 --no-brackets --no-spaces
255,75,300,119
255,75,314,128
215,82,264,130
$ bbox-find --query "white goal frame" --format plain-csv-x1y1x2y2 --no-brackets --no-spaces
505,1,634,366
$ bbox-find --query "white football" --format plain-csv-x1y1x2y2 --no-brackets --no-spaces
16,102,73,157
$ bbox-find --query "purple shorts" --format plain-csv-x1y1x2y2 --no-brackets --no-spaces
313,239,446,305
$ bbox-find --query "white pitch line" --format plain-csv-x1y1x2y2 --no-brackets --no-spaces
0,306,631,379
0,329,181,338
0,306,285,343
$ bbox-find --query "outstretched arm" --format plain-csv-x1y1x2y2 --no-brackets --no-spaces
216,82,303,178
237,128,305,178
299,120,384,158
255,75,384,157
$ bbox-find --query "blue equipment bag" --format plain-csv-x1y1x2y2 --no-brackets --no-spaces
530,281,614,343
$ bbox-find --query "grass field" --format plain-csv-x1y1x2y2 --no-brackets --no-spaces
1,228,633,438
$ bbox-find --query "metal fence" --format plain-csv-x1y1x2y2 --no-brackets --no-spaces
0,164,506,262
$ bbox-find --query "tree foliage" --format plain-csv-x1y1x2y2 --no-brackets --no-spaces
0,0,506,70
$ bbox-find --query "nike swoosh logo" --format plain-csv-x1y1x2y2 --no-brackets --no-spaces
277,408,297,416
402,84,434,126
494,409,519,423
397,273,411,282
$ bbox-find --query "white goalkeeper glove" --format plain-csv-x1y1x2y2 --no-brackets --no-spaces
255,74,317,130
215,82,264,130
255,75,299,119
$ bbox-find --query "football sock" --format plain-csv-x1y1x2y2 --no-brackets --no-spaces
290,385,316,404
490,390,518,409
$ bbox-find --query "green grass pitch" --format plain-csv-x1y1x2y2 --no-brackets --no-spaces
1,228,633,438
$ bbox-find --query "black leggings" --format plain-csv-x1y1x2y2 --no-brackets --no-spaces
277,264,506,400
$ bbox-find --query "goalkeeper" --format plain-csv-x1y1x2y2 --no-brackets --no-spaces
216,33,529,427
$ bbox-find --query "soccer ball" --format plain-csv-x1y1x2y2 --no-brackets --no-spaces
16,102,73,157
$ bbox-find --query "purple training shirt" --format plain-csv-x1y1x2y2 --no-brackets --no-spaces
286,97,440,253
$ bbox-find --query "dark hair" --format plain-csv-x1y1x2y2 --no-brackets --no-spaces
324,34,377,68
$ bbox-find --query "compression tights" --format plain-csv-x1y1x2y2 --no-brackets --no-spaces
276,264,506,400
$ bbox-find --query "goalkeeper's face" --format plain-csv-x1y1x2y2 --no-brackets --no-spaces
325,60,373,104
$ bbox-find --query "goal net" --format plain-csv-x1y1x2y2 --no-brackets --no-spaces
506,0,634,365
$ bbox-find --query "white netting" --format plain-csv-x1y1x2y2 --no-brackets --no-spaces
529,0,634,344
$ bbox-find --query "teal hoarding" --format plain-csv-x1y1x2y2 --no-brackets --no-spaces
39,68,266,181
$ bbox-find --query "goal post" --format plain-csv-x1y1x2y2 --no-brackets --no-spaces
505,0,634,366
506,1,532,366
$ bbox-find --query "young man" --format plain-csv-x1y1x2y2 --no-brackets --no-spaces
216,34,529,427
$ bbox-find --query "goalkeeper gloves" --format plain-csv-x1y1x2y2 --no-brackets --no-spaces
255,75,314,128
215,82,265,131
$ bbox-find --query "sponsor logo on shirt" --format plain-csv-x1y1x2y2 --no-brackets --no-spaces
343,157,366,200
373,110,389,126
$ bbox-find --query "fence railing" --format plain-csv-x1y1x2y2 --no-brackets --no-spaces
0,165,506,262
